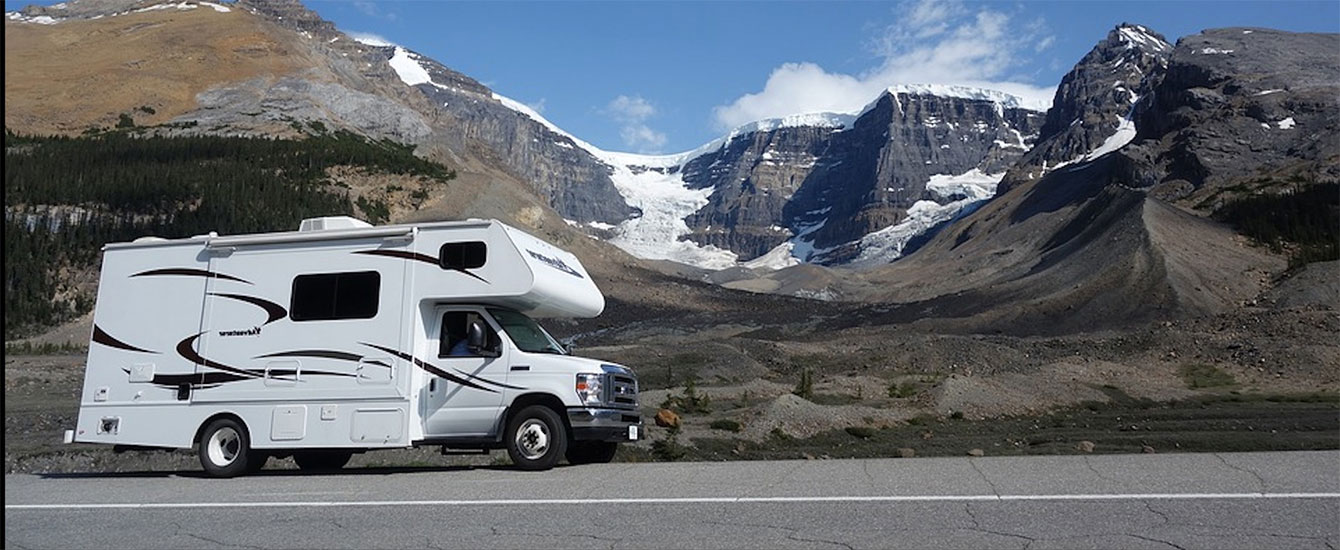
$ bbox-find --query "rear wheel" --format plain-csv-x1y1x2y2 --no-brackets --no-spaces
198,418,254,478
505,405,567,471
293,451,353,471
566,441,618,465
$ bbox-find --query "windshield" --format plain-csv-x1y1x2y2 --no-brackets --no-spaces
488,308,567,355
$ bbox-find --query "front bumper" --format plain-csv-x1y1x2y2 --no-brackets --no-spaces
567,407,642,442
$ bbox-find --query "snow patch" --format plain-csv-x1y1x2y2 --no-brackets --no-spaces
743,242,801,270
388,47,434,87
350,34,395,47
605,164,738,270
1198,48,1235,55
925,169,1003,202
1254,89,1284,96
1083,117,1136,161
199,2,231,12
7,12,59,23
134,3,199,13
1277,117,1296,129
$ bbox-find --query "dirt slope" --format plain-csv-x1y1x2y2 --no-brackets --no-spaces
4,6,312,133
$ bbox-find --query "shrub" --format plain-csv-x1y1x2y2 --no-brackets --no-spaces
845,426,876,439
660,375,711,414
709,419,742,432
888,382,918,398
793,368,814,400
651,426,687,461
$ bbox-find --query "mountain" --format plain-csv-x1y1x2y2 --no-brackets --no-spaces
999,23,1171,193
2,0,1049,274
6,1,1335,337
844,25,1338,332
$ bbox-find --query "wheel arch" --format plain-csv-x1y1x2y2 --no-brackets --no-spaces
504,393,570,436
193,411,250,446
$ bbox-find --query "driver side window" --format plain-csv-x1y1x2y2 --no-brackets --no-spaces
438,311,499,358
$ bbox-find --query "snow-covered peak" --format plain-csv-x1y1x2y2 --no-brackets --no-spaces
1115,23,1172,53
853,84,1050,119
6,1,231,24
889,84,1044,110
599,111,854,169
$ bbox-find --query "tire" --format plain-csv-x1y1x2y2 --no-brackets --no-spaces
293,451,353,471
566,441,618,465
198,418,254,478
505,405,567,471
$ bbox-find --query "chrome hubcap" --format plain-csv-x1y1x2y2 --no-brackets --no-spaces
515,419,550,460
207,427,240,467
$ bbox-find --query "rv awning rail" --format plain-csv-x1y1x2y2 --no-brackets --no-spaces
206,226,417,248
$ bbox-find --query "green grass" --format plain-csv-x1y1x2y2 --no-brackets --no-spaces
683,395,1340,462
1180,364,1237,389
4,341,86,355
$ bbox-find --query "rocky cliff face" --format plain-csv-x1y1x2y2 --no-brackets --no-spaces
1133,27,1340,207
231,0,638,225
650,87,1045,264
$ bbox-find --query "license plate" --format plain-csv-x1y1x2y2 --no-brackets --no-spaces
628,425,639,440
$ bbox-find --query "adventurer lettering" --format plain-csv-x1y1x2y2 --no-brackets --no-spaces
218,326,261,337
526,250,584,279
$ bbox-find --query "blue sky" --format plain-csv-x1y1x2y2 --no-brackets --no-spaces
9,0,1337,153
302,0,1337,154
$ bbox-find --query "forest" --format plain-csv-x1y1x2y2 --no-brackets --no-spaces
4,128,455,338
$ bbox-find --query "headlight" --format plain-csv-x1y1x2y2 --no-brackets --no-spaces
576,373,603,406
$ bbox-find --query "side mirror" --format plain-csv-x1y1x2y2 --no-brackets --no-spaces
562,342,574,355
467,320,499,357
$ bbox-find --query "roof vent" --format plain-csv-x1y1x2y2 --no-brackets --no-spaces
299,216,373,232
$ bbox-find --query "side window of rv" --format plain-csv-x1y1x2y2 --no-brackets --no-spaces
290,271,380,321
439,311,499,357
440,241,487,270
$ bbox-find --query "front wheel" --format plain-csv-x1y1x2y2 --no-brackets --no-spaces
566,441,618,465
505,405,567,471
198,418,255,478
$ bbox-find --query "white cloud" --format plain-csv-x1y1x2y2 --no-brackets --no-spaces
607,96,656,121
527,98,547,114
605,95,667,153
345,31,396,47
712,0,1055,130
354,1,398,22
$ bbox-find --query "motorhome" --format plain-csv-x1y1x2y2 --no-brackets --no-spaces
66,216,641,477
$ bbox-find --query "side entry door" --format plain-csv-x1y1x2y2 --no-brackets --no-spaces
422,307,509,437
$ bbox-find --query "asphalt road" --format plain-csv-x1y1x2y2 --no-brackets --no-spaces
6,450,1339,549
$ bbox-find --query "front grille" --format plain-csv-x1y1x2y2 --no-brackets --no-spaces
607,373,639,408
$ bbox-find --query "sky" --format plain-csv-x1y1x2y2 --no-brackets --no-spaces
298,0,1337,154
8,0,1337,154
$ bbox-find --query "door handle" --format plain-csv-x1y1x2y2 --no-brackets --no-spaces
430,378,437,392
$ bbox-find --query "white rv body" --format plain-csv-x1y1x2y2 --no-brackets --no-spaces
71,217,640,474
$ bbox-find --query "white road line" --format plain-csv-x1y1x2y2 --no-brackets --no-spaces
7,493,1340,510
